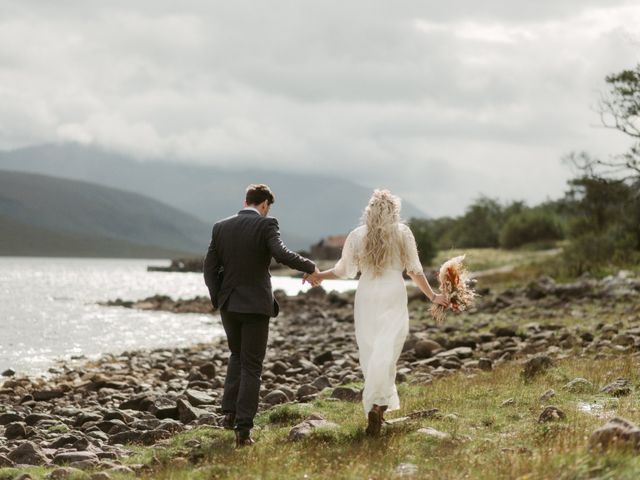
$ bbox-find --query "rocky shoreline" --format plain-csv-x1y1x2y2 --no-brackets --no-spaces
1,271,640,476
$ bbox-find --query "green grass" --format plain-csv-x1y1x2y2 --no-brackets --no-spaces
432,246,562,273
9,354,640,479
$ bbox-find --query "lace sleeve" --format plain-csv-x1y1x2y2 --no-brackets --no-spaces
402,225,424,275
333,230,359,279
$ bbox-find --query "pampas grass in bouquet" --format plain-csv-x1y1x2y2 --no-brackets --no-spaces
430,255,477,324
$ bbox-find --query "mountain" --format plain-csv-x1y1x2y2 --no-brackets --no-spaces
0,213,192,258
0,170,211,257
0,143,428,249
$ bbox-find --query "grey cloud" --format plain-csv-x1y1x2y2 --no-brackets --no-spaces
0,0,638,216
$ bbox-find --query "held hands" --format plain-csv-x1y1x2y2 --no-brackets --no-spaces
302,267,323,287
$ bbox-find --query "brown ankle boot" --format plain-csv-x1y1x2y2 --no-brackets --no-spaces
365,404,384,436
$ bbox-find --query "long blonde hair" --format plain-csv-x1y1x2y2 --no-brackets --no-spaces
360,189,407,276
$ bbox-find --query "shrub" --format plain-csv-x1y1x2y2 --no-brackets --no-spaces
408,219,438,266
499,210,564,249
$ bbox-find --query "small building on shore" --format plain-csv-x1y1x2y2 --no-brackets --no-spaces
311,234,347,260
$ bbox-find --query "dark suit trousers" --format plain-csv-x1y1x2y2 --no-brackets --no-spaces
220,310,270,431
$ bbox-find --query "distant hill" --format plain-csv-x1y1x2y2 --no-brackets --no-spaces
0,214,192,258
0,143,428,249
0,170,211,257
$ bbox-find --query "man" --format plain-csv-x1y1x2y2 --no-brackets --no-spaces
203,184,320,447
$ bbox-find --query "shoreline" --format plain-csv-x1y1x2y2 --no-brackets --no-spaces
1,272,639,474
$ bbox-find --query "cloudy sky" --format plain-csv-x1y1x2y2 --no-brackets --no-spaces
1,0,639,216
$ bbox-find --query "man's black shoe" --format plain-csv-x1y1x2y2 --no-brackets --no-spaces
221,413,236,430
235,429,255,447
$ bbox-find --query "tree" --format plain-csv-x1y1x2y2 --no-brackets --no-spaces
572,64,640,179
408,218,437,266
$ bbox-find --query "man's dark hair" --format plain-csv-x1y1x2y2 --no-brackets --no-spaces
246,184,275,206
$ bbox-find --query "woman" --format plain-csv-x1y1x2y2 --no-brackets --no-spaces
315,190,447,435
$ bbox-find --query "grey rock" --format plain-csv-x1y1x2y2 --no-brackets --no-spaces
590,417,640,451
538,406,566,423
492,326,518,337
394,463,419,476
563,378,594,393
288,416,338,441
53,451,99,466
177,398,207,424
522,355,554,381
1,368,15,377
25,413,54,426
417,427,451,440
478,358,493,371
90,473,112,480
199,362,216,378
185,389,215,406
33,389,65,401
4,421,27,440
330,386,361,402
539,389,556,402
311,376,332,391
414,339,443,359
7,441,51,465
296,384,319,399
0,454,15,467
272,361,289,375
436,347,473,360
109,430,143,445
140,428,172,445
313,351,334,365
600,378,631,397
263,390,289,406
0,412,22,425
612,334,634,346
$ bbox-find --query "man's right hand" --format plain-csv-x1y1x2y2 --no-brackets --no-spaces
303,267,323,287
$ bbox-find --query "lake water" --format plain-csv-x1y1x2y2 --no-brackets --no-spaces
0,257,356,375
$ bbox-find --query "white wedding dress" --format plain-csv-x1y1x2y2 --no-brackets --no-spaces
333,223,424,416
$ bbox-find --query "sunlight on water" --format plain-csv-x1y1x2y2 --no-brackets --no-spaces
0,257,356,375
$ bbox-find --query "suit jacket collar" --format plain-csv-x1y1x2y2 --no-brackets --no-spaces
238,209,261,216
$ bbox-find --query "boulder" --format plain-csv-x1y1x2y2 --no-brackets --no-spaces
330,387,362,402
0,412,22,425
478,358,493,371
538,406,566,423
199,362,216,378
296,384,319,399
600,378,631,397
53,451,99,466
590,417,640,451
4,421,27,439
46,467,85,479
263,390,289,406
562,378,594,393
311,376,332,391
313,351,334,365
522,355,554,381
185,389,215,406
414,339,443,359
0,454,15,467
288,415,338,441
176,398,207,424
436,347,473,360
33,389,65,401
539,389,556,402
7,441,51,465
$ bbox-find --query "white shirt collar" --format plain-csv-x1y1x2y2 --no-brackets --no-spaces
242,206,261,215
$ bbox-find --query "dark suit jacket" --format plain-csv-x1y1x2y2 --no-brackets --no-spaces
203,209,316,317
